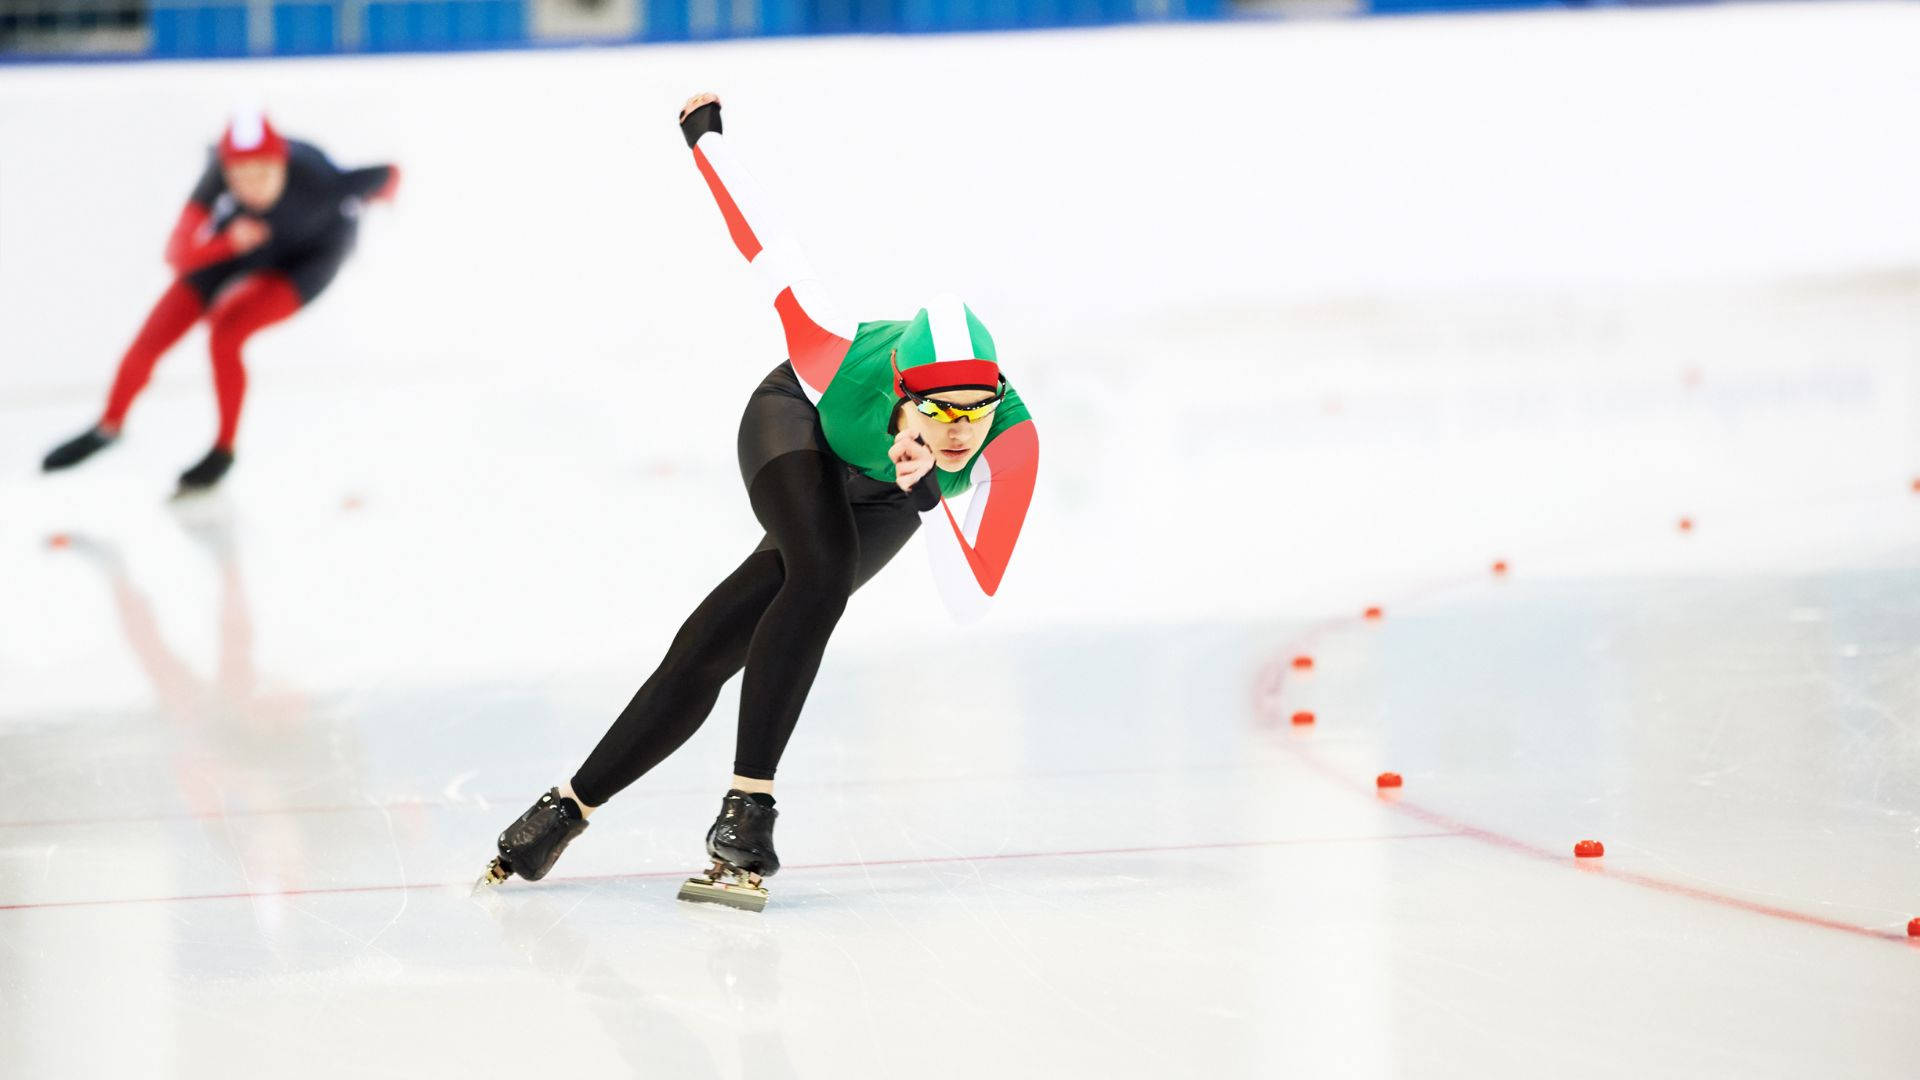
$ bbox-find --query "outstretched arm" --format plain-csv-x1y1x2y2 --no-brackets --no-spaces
340,164,401,203
919,420,1040,622
679,94,853,400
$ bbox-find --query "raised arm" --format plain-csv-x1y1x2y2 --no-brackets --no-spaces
919,419,1040,622
679,95,853,400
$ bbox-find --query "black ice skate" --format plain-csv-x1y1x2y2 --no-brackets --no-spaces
42,426,117,472
678,790,779,912
174,447,234,496
476,788,590,890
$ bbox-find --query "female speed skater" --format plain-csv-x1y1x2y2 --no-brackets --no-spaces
39,111,398,494
476,94,1041,911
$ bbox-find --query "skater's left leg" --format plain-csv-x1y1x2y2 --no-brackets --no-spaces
689,485,920,895
720,483,921,792
205,273,301,452
172,274,300,491
669,449,859,897
179,232,347,490
732,449,860,783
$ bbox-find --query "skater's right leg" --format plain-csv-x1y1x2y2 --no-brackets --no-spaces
100,279,205,434
44,279,203,472
487,788,591,884
482,549,784,888
568,546,786,807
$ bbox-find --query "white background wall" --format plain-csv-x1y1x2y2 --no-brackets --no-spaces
2,3,1917,402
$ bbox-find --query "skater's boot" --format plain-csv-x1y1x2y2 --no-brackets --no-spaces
42,426,117,472
175,447,234,494
707,790,780,877
477,788,589,888
679,790,778,912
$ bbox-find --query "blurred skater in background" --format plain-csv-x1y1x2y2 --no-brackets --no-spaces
478,94,1041,911
40,110,398,495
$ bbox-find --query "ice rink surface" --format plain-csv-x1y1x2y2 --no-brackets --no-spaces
3,4,1919,1077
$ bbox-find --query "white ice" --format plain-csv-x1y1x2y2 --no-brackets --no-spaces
2,5,1919,1077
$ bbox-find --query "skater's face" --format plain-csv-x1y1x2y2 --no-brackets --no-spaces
224,158,288,212
896,390,997,472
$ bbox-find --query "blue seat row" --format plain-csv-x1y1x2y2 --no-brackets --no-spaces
147,0,1225,59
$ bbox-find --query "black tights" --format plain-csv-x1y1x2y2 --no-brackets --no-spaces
570,437,919,806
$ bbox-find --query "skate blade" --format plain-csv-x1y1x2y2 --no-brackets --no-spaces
677,875,768,913
471,858,511,895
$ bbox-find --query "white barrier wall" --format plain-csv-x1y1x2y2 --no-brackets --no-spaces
1,3,1917,404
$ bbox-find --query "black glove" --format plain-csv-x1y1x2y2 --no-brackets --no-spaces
680,101,721,149
907,438,944,512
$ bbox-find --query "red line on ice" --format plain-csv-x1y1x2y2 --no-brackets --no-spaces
1286,741,1911,945
0,761,1274,832
1251,547,1917,949
0,831,1460,912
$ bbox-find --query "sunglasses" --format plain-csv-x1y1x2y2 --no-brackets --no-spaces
905,384,1007,424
